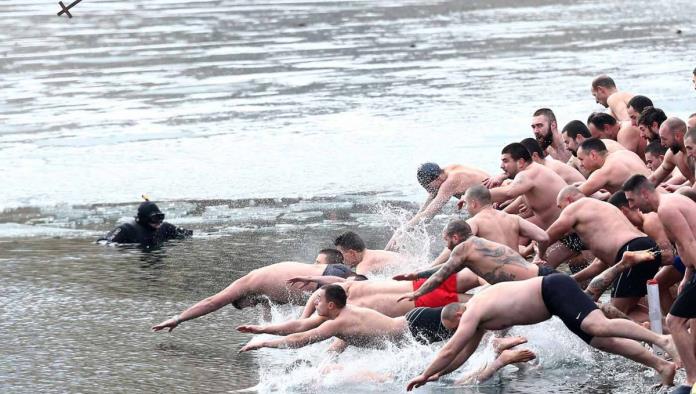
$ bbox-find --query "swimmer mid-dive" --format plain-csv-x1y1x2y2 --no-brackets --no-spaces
406,274,679,391
151,250,357,332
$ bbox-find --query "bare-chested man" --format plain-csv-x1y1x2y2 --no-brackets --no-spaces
685,128,696,160
485,143,568,229
650,117,695,189
531,108,572,163
576,138,650,196
291,269,480,318
335,231,404,275
520,137,585,184
405,274,679,391
587,112,646,159
396,220,558,304
150,251,358,332
623,174,696,390
626,95,653,127
385,162,489,251
608,191,678,312
591,75,633,122
540,186,660,317
560,120,626,177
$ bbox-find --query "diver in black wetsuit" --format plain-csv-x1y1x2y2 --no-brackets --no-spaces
99,201,192,246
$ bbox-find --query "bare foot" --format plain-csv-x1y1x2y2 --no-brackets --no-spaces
498,349,536,366
492,336,527,355
655,360,677,386
621,250,657,268
659,335,682,367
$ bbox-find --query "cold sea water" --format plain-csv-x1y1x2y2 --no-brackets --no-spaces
1,0,696,392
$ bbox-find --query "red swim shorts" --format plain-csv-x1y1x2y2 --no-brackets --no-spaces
412,274,459,307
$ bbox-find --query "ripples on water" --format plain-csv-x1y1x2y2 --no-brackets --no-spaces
2,0,695,392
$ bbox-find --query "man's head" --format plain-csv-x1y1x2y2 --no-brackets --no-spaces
531,108,557,150
659,117,687,154
334,231,365,266
441,302,466,330
622,174,657,213
637,107,667,142
688,113,696,134
315,284,347,317
644,140,667,172
500,142,532,178
591,75,617,107
556,185,585,210
442,220,473,250
561,120,592,156
462,185,492,216
627,95,653,127
135,201,165,229
684,127,696,160
417,163,445,193
315,248,344,265
692,67,696,91
587,112,618,139
520,137,546,162
608,191,642,227
576,138,608,173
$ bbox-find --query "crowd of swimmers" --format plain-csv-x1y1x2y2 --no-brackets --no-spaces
104,71,696,392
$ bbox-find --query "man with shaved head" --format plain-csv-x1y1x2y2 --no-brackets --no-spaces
650,117,695,189
539,185,661,317
590,75,633,122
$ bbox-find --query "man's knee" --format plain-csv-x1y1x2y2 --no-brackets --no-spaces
581,313,611,337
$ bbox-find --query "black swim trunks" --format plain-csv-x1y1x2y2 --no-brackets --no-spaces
322,264,354,278
405,307,453,344
537,265,560,277
559,232,587,253
611,237,661,299
541,273,598,344
670,275,696,318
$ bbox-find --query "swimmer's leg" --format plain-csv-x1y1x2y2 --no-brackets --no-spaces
666,314,696,384
590,336,676,386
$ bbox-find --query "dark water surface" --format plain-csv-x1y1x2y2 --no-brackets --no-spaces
2,0,696,392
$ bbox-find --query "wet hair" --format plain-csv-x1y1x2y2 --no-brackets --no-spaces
663,117,687,135
627,95,653,113
334,231,365,252
465,184,492,205
444,220,473,240
520,137,546,159
579,138,607,154
441,302,463,324
637,107,667,128
562,120,592,139
592,75,616,89
533,108,556,124
608,191,629,209
587,112,617,130
318,248,344,265
320,284,347,308
417,162,443,188
645,140,667,156
622,174,655,193
501,142,532,163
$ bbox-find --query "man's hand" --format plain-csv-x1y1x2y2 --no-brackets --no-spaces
237,325,265,334
406,374,432,391
482,173,507,189
239,340,266,353
397,292,418,303
151,317,179,333
392,272,418,281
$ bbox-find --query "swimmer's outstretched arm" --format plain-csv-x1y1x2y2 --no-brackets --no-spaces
489,174,533,203
398,247,467,302
287,276,346,287
406,313,482,391
393,266,441,281
237,314,327,336
539,206,577,259
240,321,337,352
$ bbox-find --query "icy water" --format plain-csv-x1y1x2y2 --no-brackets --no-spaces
2,0,696,392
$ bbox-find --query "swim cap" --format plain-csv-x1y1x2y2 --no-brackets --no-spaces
417,162,442,188
136,201,165,224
